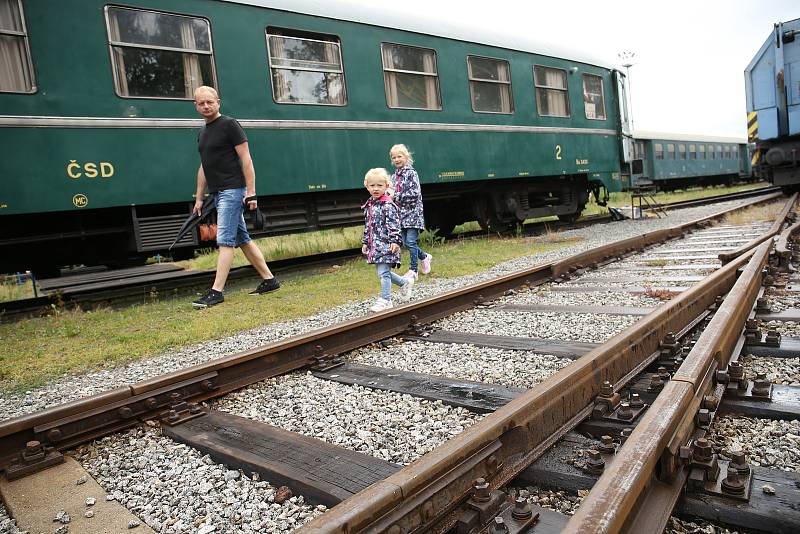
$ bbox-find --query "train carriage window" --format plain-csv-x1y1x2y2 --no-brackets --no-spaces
678,144,686,159
638,141,647,160
381,43,441,110
655,143,664,160
724,145,731,158
716,144,723,159
267,29,346,105
533,66,569,117
467,56,513,114
689,144,696,159
105,6,216,99
0,0,35,93
667,143,675,159
581,74,606,120
698,145,706,159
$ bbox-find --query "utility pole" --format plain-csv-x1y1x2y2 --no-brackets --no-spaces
618,50,636,132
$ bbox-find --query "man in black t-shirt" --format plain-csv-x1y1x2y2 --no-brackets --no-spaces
191,86,280,308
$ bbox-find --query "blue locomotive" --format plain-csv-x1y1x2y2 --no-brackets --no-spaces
745,17,800,188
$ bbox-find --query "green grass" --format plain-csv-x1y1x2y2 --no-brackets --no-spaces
0,276,37,303
0,233,580,392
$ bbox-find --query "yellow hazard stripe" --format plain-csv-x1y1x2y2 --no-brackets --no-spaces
747,111,758,142
751,150,760,166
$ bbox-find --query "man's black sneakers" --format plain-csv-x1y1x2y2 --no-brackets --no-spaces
192,288,224,308
250,277,280,295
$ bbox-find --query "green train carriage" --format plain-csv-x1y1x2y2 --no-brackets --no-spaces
0,0,630,274
629,132,751,191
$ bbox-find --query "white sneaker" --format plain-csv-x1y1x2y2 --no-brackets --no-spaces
400,275,414,300
420,254,432,275
369,297,393,312
403,270,418,281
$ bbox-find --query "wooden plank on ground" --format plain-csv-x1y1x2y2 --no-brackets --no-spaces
756,308,800,322
744,337,800,358
677,467,800,534
718,385,800,419
162,410,400,506
313,363,525,412
402,331,597,358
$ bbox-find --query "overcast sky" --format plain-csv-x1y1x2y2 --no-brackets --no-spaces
346,0,797,139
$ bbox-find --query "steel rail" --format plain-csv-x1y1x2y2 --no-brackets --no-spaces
566,195,798,534
566,240,770,534
296,207,782,533
0,193,784,490
644,186,779,212
718,192,797,263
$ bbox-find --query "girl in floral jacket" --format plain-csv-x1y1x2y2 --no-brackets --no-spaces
362,168,413,312
389,144,432,280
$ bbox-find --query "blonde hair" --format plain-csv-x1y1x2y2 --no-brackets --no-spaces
389,144,414,165
194,85,219,101
364,167,391,186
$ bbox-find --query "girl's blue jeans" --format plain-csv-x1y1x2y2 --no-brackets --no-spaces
402,228,428,273
376,263,406,300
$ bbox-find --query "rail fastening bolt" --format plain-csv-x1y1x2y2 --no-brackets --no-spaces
600,381,614,397
620,428,632,443
728,362,744,380
25,441,41,453
617,402,634,421
693,438,713,461
473,478,490,503
598,435,616,454
586,449,605,474
512,496,533,520
697,408,712,425
730,451,750,475
489,516,509,534
721,467,746,495
629,393,643,408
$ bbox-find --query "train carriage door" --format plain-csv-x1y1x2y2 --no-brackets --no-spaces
614,70,635,187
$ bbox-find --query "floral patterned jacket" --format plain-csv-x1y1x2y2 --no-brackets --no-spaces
390,165,425,230
362,194,402,265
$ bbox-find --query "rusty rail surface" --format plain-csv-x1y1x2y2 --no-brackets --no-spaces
568,195,797,534
718,192,797,264
0,193,784,483
296,201,791,533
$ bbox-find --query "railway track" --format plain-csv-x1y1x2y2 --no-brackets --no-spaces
1,190,798,534
0,186,779,324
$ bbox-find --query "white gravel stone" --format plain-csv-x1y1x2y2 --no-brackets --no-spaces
761,319,800,339
739,355,800,386
435,309,638,343
349,341,571,389
0,503,24,534
707,416,800,472
213,372,483,466
503,287,663,308
73,425,325,533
